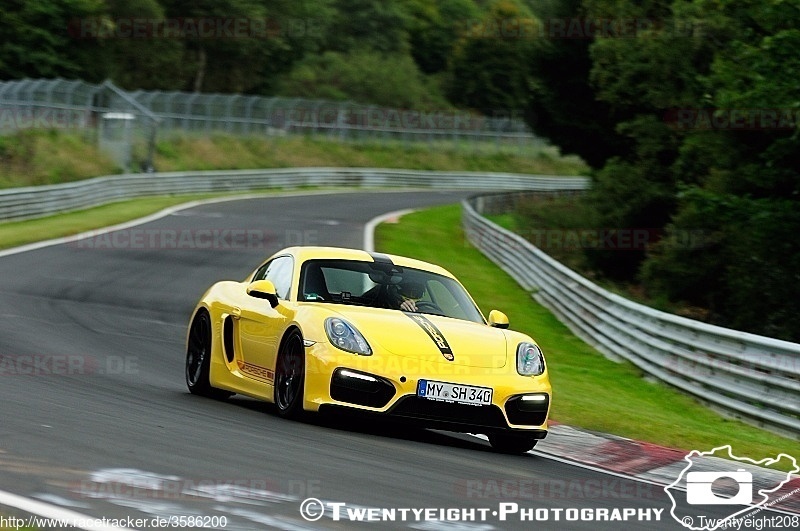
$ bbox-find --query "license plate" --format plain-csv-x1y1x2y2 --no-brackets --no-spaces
417,379,493,406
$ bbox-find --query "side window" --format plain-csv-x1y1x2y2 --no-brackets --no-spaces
254,256,294,300
323,268,370,296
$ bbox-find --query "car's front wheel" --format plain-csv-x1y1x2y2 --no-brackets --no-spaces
274,329,305,419
488,433,538,454
186,310,232,399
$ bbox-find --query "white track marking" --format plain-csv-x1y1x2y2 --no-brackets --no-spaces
0,190,364,260
362,209,415,251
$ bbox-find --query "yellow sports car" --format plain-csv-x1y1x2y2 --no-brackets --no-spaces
186,246,551,453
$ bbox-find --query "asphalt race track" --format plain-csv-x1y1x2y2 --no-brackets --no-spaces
0,191,739,530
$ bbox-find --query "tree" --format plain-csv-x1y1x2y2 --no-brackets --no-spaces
324,0,410,54
524,0,624,168
447,0,539,114
275,50,451,110
102,0,186,90
0,0,108,81
585,116,681,279
402,0,480,74
259,0,335,77
159,0,283,93
518,0,800,338
578,0,715,275
640,0,800,339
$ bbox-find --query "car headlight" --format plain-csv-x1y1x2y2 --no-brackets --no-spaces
517,342,545,376
325,317,372,356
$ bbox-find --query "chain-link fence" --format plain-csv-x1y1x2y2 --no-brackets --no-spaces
0,78,96,131
0,79,160,172
0,78,544,171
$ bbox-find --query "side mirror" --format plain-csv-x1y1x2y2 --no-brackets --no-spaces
488,310,509,329
247,279,279,308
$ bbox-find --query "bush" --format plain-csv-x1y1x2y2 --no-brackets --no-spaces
275,50,452,111
642,188,800,341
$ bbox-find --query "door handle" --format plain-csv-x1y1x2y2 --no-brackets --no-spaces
231,307,241,319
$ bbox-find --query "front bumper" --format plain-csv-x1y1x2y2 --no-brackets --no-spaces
304,342,551,435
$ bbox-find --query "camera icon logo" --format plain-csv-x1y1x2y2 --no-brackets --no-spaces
686,469,753,505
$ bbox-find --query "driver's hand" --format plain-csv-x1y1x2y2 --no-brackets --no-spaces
400,299,417,312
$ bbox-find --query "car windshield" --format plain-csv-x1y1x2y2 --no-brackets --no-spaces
299,259,485,324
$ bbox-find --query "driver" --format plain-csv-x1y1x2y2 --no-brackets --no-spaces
390,281,425,312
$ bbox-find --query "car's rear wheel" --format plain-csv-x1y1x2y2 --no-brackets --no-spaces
274,329,305,418
488,433,538,454
186,310,232,399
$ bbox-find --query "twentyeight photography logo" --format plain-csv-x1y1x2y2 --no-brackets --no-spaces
664,445,799,530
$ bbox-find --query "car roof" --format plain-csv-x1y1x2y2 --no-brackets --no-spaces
278,246,457,279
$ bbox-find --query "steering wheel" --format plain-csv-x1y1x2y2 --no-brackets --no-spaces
414,301,444,315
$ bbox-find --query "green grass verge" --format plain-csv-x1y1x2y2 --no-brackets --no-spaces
376,204,797,463
0,130,589,189
0,194,223,250
152,134,588,176
0,189,344,250
0,130,119,188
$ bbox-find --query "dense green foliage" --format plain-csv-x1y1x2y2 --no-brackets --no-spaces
1,0,533,110
446,0,539,114
275,50,451,109
587,0,800,340
526,0,800,340
1,0,107,81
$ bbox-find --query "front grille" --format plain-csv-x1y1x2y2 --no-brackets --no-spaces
388,396,508,430
330,369,396,408
504,394,549,426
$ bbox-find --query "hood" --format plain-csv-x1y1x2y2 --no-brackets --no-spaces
329,306,507,368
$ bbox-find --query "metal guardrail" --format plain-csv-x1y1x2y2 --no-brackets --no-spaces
0,168,589,221
464,194,800,438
